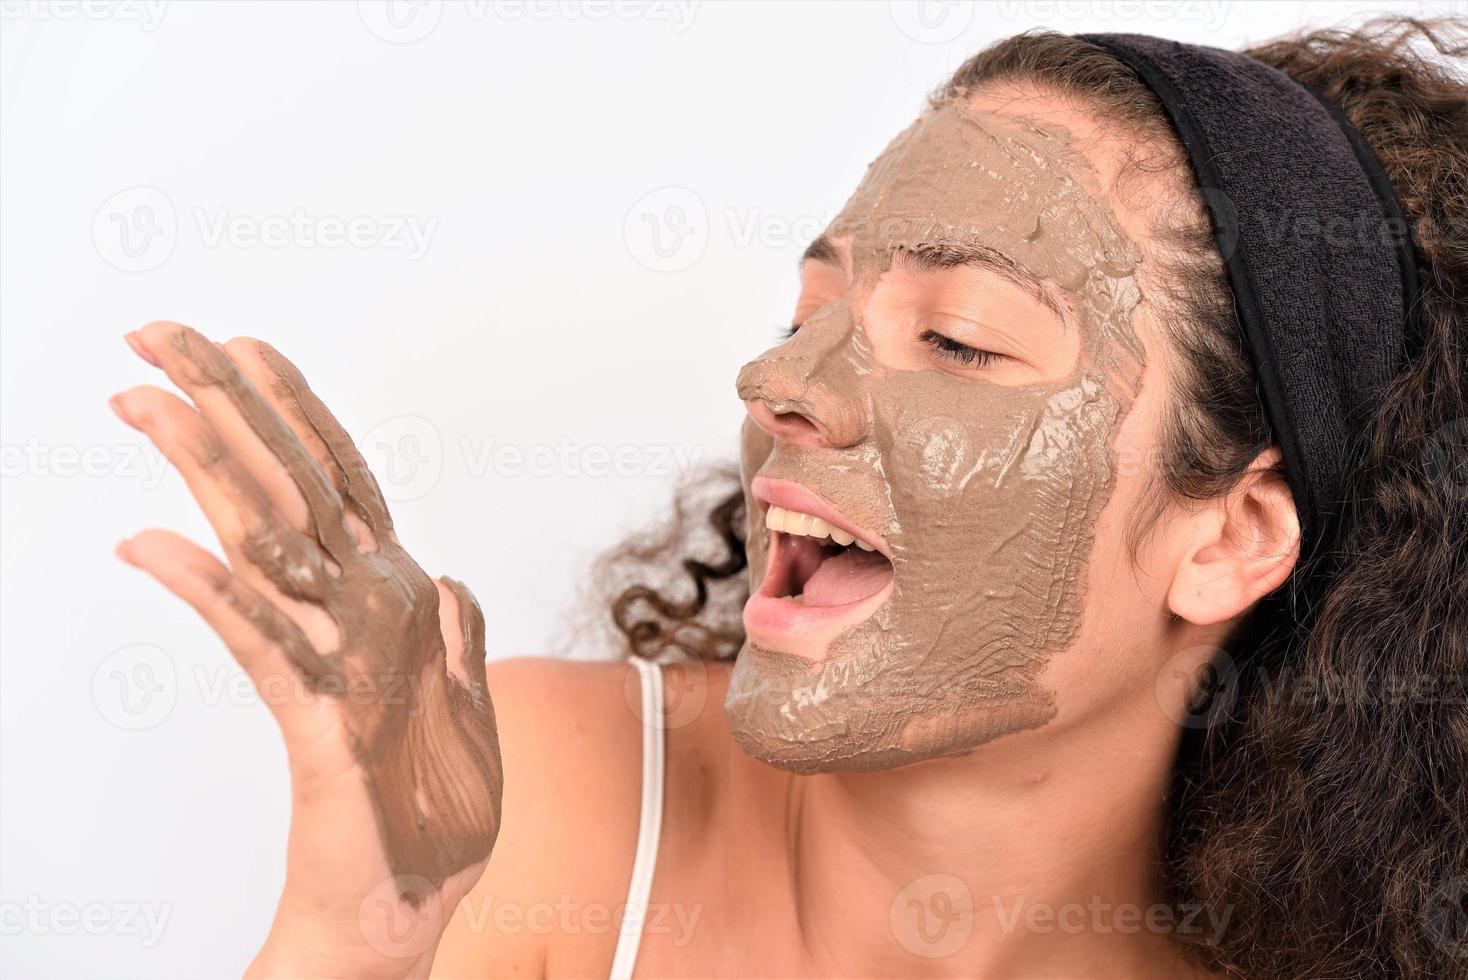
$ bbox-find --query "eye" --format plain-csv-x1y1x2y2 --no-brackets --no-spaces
920,329,1004,368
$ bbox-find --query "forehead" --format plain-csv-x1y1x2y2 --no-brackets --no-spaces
829,95,1142,288
813,86,1159,393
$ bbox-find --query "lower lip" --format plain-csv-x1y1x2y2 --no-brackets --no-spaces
742,589,892,648
741,533,894,656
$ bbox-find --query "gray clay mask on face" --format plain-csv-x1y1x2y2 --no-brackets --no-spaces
725,100,1148,773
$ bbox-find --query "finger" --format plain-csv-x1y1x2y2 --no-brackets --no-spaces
125,322,358,563
223,337,393,547
438,577,489,702
116,528,339,727
109,384,335,611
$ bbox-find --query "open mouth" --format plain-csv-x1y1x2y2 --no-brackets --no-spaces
743,476,895,652
762,504,894,606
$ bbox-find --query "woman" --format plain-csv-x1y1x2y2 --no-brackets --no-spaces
108,17,1466,979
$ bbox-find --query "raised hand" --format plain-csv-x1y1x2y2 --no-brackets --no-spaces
111,321,502,976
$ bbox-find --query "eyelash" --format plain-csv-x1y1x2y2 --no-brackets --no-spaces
920,329,1001,367
781,323,1002,368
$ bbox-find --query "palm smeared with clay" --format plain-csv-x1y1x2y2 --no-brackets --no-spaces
112,322,502,969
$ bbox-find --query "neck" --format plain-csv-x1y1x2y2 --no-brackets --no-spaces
785,698,1210,978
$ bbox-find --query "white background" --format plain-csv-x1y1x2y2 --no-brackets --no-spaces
0,1,1445,975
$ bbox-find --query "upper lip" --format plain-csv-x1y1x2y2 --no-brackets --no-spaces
750,476,891,559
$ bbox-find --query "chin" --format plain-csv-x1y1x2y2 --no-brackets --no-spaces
722,644,1059,775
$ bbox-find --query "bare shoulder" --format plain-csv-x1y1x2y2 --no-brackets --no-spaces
432,655,748,978
432,656,644,976
485,654,648,783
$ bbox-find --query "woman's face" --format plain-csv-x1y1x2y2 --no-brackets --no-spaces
726,87,1181,773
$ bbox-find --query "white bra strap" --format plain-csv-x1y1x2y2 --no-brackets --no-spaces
609,657,666,980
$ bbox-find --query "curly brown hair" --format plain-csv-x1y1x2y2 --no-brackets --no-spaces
604,16,1468,978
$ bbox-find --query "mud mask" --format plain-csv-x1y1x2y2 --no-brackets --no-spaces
163,331,502,903
725,101,1146,772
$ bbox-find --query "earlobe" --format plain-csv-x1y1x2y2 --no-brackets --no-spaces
1167,449,1301,627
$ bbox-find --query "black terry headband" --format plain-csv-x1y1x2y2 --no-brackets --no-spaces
1076,33,1421,554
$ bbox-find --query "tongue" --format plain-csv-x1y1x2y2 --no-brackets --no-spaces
800,548,893,606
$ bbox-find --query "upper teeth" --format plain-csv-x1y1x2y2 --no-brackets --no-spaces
764,505,875,550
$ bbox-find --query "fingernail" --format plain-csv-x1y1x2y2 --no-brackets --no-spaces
115,538,136,564
108,393,138,429
124,331,160,367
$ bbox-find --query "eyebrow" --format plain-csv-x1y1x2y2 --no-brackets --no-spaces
800,234,844,267
800,234,1069,324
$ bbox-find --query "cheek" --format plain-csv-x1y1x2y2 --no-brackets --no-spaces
871,373,1128,659
1087,363,1180,607
1034,495,1176,730
880,376,1118,550
1033,372,1181,710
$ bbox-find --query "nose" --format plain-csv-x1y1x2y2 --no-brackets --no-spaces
742,396,829,448
736,339,870,450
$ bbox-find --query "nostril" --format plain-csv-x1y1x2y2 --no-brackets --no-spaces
743,395,830,448
773,412,820,440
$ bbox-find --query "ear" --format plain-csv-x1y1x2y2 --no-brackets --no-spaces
1167,447,1302,626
